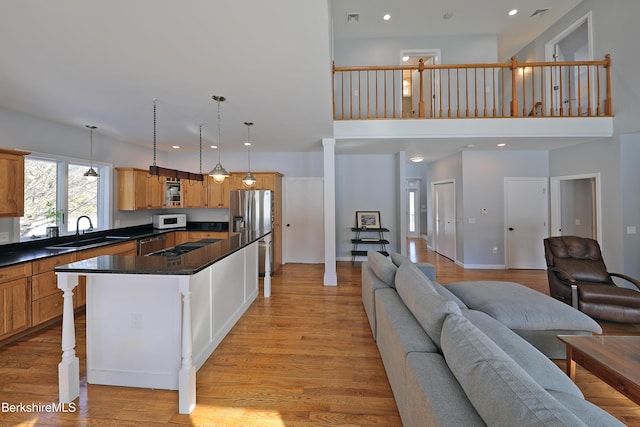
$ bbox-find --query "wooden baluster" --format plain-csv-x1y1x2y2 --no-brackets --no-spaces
375,71,379,118
178,278,196,414
429,69,434,118
596,65,602,116
349,71,353,119
456,68,460,118
465,68,470,118
559,66,564,116
568,65,573,116
577,65,582,116
587,65,592,116
384,70,388,118
358,70,362,119
501,68,506,117
419,59,425,118
604,54,612,115
340,71,344,119
541,66,546,117
483,68,488,117
439,69,443,118
492,68,498,117
521,66,527,116
510,56,518,116
530,67,535,116
474,68,479,117
367,71,371,118
447,69,451,117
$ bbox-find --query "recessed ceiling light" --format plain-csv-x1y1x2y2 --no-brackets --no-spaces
508,9,518,16
410,156,424,163
244,142,251,146
172,145,180,149
402,56,410,62
465,144,476,148
497,143,507,147
383,14,391,21
210,145,217,149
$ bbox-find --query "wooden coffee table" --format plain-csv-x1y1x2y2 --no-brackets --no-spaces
557,335,640,405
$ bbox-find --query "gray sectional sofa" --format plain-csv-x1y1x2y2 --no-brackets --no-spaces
362,251,623,427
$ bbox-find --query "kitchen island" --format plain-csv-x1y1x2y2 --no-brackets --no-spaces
55,229,272,414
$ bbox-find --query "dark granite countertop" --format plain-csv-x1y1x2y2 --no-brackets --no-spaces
54,228,270,276
0,222,229,268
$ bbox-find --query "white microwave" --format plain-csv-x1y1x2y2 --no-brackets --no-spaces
153,213,187,229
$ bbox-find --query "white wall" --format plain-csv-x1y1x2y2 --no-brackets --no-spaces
335,154,398,260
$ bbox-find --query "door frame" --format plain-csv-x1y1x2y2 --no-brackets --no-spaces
550,172,602,242
544,11,594,115
400,49,442,117
406,178,421,237
431,179,456,260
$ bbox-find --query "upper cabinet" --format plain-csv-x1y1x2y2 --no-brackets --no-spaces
116,168,166,210
0,148,30,218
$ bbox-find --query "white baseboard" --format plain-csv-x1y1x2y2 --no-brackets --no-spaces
459,263,507,270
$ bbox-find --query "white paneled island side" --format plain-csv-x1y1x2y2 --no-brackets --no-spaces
55,230,272,414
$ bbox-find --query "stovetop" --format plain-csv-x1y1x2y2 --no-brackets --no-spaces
147,239,221,257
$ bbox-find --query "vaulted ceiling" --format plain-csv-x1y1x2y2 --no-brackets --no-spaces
0,0,582,155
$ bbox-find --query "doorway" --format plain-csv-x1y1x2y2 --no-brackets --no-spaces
432,180,455,261
504,178,549,269
550,173,601,241
406,179,421,237
545,12,593,115
400,49,441,118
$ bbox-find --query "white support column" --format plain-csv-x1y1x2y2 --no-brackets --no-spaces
263,233,272,297
57,273,79,404
323,138,338,286
178,278,196,414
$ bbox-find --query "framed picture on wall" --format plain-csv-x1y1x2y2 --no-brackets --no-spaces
356,211,381,229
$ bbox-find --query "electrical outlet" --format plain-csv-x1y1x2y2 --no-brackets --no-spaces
492,247,498,254
131,314,142,329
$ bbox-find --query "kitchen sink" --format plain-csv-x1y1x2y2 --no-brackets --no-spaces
45,236,130,249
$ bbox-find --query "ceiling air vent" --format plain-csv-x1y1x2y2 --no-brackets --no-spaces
531,8,550,18
346,13,360,24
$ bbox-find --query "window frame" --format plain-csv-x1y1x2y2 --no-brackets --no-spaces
21,152,112,240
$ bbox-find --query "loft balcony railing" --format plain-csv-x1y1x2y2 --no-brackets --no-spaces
333,55,612,120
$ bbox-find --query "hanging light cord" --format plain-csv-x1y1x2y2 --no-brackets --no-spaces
89,127,94,166
216,97,222,163
246,123,252,172
199,124,203,174
152,99,157,167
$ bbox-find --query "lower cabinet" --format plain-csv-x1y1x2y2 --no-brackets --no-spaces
0,277,29,340
31,252,76,326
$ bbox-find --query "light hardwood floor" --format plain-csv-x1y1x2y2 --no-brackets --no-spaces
0,239,638,426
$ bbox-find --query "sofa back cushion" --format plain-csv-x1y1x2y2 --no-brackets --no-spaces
441,313,587,427
368,251,397,288
395,263,461,350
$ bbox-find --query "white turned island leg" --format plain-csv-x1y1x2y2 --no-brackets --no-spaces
263,234,272,298
178,279,196,414
57,273,79,404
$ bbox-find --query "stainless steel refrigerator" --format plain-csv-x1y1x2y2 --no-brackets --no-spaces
229,190,273,275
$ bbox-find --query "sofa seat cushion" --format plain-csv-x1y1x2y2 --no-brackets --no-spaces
368,250,397,288
446,281,602,334
441,313,588,427
462,309,583,398
395,263,461,350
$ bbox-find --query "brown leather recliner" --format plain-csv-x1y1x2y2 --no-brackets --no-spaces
544,236,640,323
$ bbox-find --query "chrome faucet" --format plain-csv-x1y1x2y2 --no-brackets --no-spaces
76,215,94,239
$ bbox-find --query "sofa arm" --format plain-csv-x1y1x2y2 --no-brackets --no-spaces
415,262,436,282
548,266,577,285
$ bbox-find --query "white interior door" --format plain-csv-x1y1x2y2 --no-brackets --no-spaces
505,178,549,269
283,177,324,264
433,181,455,260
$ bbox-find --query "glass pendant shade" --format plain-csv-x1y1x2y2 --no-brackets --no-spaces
242,121,255,187
209,95,228,183
84,125,99,178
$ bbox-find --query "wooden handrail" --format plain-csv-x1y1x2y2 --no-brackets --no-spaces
332,55,612,120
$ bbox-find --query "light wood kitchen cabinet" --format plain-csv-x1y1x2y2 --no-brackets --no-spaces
116,168,165,210
0,148,30,218
31,252,76,326
183,179,208,208
189,231,228,241
207,176,230,208
0,263,31,340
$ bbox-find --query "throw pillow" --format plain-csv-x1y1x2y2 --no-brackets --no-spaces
441,313,587,427
367,250,397,288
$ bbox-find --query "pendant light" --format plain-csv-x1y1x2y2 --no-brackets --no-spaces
242,121,256,187
83,125,99,178
209,95,230,183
